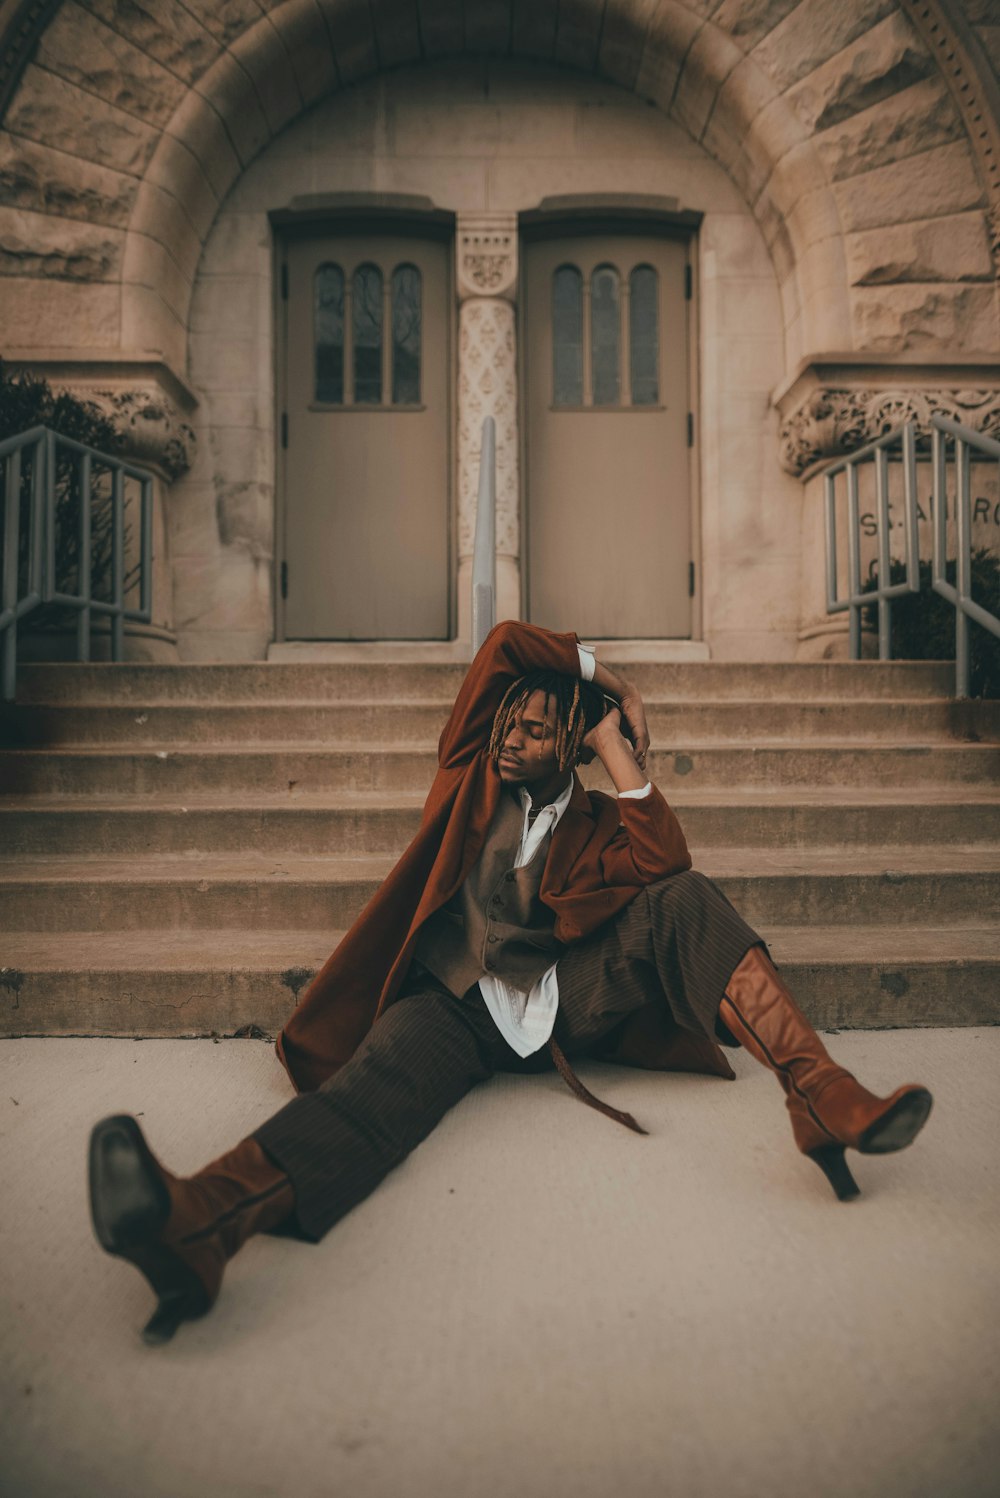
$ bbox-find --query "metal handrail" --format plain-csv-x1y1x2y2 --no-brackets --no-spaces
822,421,920,660
471,414,496,654
821,415,1000,697
0,425,154,701
931,414,1000,698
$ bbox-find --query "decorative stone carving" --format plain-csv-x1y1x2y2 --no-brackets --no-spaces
78,384,196,480
987,203,1000,266
899,0,1000,272
456,212,518,303
457,298,519,559
779,387,1000,476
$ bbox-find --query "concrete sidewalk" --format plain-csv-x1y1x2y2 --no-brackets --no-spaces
1,1029,997,1498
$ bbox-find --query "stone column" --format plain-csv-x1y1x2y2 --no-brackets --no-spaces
455,213,521,644
775,359,1000,660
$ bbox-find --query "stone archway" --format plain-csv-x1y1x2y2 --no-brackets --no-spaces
1,0,998,659
2,0,997,378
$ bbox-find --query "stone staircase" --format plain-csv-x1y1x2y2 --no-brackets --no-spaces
1,660,998,1038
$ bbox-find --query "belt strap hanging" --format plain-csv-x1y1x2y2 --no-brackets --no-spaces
546,1035,648,1135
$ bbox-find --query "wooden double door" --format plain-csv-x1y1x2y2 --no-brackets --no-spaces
279,225,692,641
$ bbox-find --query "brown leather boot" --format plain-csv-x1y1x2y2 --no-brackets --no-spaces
720,945,933,1200
89,1114,296,1344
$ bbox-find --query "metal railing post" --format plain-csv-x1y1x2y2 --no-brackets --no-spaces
0,424,156,700
820,422,920,662
846,461,861,659
111,464,125,662
1,446,21,702
955,434,971,698
471,414,496,655
77,450,92,662
819,414,1000,698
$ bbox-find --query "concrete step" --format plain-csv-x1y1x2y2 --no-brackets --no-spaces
2,788,997,855
3,697,996,747
3,741,999,796
7,659,958,705
2,847,996,933
2,925,996,1037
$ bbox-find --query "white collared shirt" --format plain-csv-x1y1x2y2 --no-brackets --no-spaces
477,643,651,1057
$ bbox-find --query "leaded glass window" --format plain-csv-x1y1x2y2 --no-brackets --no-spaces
352,263,383,405
552,265,583,407
590,265,620,407
314,264,344,404
629,265,659,406
391,264,421,406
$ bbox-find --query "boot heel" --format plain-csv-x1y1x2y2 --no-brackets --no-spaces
807,1144,860,1202
142,1278,211,1345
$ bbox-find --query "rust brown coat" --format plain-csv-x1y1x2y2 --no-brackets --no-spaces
275,620,734,1093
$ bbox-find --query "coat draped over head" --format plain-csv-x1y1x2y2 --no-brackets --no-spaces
275,620,735,1093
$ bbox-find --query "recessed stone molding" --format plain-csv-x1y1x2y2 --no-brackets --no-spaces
987,203,1000,265
456,213,518,302
899,0,1000,268
774,356,1000,476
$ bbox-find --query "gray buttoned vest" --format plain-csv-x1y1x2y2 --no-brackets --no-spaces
413,787,564,998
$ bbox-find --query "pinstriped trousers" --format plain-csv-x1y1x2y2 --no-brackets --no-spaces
253,870,764,1242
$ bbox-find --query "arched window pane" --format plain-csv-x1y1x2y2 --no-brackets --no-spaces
353,263,383,404
591,265,620,406
552,265,583,406
392,264,421,405
315,264,344,403
630,265,658,406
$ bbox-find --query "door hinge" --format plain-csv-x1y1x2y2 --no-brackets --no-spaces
688,561,696,598
280,561,288,600
280,263,288,300
281,412,288,448
684,263,692,300
687,411,694,447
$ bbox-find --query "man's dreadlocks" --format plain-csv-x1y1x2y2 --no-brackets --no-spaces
488,668,610,772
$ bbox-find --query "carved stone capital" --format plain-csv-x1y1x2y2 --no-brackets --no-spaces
774,357,1000,477
79,384,197,481
456,213,518,302
778,386,1000,476
2,354,199,481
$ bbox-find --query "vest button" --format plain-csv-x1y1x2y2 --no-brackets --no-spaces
487,935,499,944
505,872,516,882
485,960,496,971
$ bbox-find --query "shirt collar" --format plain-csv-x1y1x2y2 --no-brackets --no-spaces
517,774,575,826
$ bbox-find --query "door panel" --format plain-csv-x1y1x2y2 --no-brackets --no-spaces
282,232,449,639
524,234,691,638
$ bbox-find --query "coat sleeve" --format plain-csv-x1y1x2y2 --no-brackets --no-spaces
599,783,692,885
438,619,582,769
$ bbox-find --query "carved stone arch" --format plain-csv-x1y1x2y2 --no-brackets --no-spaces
113,0,851,369
1,0,997,469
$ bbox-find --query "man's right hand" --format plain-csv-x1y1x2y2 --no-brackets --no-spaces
582,706,649,793
617,686,650,772
589,659,650,772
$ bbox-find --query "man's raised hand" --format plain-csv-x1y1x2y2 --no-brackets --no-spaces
581,704,650,794
617,687,650,771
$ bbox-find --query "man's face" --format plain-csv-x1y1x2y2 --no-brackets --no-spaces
496,688,564,788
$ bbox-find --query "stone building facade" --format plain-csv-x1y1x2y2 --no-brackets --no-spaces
1,0,998,662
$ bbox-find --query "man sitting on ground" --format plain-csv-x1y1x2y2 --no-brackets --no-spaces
89,620,933,1344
